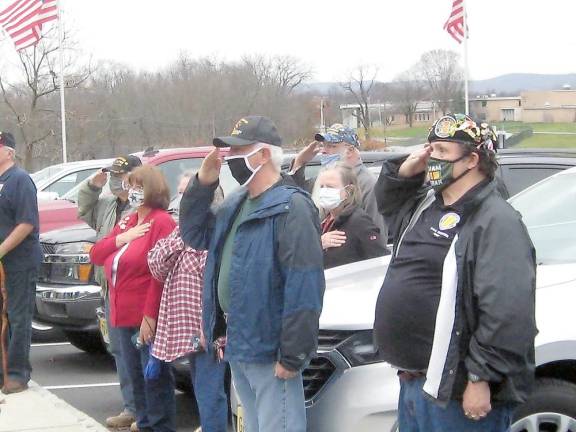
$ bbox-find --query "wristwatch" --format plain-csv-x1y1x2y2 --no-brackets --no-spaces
468,372,484,383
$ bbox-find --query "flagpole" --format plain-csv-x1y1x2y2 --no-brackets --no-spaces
57,0,67,163
462,0,470,115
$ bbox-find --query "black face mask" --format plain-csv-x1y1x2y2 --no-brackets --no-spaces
225,148,263,186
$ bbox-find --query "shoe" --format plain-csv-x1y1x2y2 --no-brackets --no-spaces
106,409,136,429
193,427,202,432
130,422,139,432
1,380,28,394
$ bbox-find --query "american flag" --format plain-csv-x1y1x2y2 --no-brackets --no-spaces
0,0,58,51
443,0,467,44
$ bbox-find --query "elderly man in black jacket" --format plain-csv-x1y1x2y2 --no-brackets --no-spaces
373,114,536,432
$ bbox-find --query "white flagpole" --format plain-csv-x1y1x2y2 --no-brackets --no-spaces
57,0,67,163
462,0,470,115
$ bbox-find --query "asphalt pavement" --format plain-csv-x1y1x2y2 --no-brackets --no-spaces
29,339,203,431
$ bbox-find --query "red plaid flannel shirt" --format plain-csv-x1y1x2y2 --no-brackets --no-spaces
148,227,207,361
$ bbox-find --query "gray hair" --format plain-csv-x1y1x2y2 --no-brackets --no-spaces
260,143,283,172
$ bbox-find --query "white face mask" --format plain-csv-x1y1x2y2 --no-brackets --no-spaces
128,188,145,208
318,187,343,210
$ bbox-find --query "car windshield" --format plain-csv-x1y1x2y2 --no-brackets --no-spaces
510,170,576,264
31,164,66,185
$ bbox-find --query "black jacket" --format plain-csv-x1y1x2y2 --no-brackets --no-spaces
323,206,388,269
374,156,537,406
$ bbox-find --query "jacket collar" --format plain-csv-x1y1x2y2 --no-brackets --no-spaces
220,175,307,222
436,179,495,217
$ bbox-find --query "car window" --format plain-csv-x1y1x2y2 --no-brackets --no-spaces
501,165,568,197
31,165,66,185
510,171,576,264
43,168,99,198
156,158,203,198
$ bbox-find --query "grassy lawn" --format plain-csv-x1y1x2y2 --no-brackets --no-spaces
496,121,576,133
517,134,576,148
368,126,429,139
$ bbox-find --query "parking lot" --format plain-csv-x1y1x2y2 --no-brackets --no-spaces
30,336,203,431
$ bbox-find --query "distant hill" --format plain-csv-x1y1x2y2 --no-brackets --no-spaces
469,73,576,95
301,73,576,96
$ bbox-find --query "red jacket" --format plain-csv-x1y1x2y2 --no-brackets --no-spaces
90,208,176,327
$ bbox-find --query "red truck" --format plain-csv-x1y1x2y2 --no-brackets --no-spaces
38,147,230,233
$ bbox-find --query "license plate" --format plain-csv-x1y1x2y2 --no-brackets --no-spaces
99,316,110,345
236,406,244,432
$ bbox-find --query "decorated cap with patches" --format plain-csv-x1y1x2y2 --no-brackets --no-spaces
315,123,360,148
427,113,497,153
213,116,282,148
103,155,142,174
0,131,16,149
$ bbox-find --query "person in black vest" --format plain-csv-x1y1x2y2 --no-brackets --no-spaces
373,114,536,431
0,132,42,394
314,163,387,269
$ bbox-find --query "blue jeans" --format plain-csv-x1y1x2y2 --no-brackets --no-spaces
5,269,37,384
398,376,514,432
230,361,306,432
189,350,228,432
105,296,136,414
116,326,176,432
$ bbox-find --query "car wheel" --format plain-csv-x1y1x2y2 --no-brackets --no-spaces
32,321,64,343
174,370,193,394
63,330,107,354
512,378,576,432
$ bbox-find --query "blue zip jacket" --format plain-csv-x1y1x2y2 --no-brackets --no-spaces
179,175,325,371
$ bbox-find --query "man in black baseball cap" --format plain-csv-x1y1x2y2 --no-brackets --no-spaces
180,116,325,432
76,153,142,428
102,155,142,175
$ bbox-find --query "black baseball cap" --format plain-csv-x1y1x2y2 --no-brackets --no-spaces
0,131,16,149
213,116,282,148
103,155,142,174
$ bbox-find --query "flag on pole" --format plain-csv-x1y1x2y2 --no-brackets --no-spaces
443,0,466,44
0,0,58,51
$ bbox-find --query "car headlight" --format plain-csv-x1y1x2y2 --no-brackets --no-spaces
337,330,381,367
42,242,94,284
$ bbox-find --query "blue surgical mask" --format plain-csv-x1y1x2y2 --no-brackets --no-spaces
320,153,341,167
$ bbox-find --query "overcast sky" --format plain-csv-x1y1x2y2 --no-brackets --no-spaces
0,0,575,82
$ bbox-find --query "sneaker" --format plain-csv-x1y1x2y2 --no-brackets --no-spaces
1,380,28,394
105,409,135,429
130,422,139,432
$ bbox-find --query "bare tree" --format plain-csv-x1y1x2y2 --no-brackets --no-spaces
342,66,378,140
0,27,92,169
392,67,426,127
416,49,463,116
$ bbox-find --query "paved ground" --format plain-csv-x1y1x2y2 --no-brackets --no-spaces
29,340,203,431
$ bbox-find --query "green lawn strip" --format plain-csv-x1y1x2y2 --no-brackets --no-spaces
368,126,429,139
517,134,576,148
496,122,576,133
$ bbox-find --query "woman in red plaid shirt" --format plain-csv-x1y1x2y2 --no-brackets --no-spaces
148,187,227,432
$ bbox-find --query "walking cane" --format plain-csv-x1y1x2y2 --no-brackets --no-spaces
0,262,7,388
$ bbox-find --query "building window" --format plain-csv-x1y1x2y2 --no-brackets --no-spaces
518,100,522,107
502,109,515,121
482,101,487,107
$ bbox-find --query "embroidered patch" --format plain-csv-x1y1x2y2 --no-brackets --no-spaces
439,213,461,231
434,116,457,138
